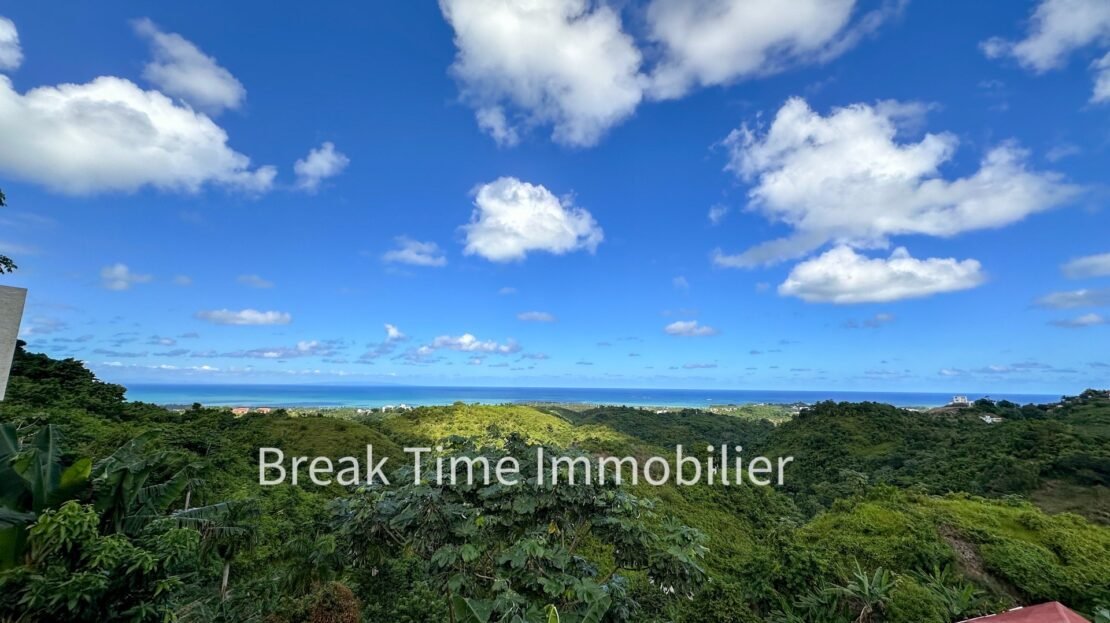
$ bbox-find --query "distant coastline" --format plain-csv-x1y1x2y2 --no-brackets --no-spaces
124,383,1063,410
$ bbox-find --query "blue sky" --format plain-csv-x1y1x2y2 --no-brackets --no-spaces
1,0,1108,393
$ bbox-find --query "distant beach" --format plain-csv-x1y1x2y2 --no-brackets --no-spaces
124,384,1063,410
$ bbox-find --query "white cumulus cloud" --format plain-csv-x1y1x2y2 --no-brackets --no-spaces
0,75,274,195
1062,252,1110,278
714,97,1077,267
0,17,272,195
664,320,718,336
426,333,520,354
462,177,603,262
981,0,1110,103
133,18,245,113
382,236,447,267
195,309,292,326
437,0,892,146
779,246,984,304
439,0,643,147
294,141,349,192
645,0,894,99
0,16,22,70
100,263,152,291
1095,52,1110,102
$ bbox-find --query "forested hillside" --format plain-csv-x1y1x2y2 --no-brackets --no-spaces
1,342,1107,622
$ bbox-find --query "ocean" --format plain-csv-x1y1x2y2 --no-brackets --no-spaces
124,384,1063,409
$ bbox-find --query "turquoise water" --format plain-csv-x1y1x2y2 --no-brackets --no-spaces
125,384,1063,409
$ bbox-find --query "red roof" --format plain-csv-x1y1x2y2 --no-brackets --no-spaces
960,602,1089,623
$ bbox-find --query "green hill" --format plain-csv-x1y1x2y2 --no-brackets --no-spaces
1,342,1108,623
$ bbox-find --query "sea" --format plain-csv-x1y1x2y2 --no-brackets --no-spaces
124,384,1064,409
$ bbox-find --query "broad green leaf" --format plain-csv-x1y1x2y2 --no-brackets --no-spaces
579,595,611,623
452,596,494,623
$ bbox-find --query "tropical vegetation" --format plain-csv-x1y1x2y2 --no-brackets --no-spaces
1,341,1107,621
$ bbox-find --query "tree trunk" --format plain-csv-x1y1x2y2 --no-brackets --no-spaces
183,489,191,511
221,560,231,600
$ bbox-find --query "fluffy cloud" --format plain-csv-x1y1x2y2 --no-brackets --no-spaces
0,17,273,195
360,324,409,361
462,177,603,262
779,246,984,304
517,311,556,322
1035,288,1110,309
294,142,349,192
474,106,521,147
194,309,292,325
382,237,448,267
1050,313,1107,328
133,18,245,113
0,75,275,194
664,320,718,336
100,263,152,291
1062,252,1110,278
1095,52,1110,102
645,0,894,99
422,333,520,355
715,98,1076,267
982,0,1110,103
0,16,22,70
237,274,274,288
438,0,891,146
439,0,643,146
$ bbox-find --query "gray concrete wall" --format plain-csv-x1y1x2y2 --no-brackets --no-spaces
0,286,27,401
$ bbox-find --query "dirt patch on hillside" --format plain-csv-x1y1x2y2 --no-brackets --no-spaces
939,525,1023,602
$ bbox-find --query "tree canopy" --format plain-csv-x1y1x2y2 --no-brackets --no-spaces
1,345,1108,621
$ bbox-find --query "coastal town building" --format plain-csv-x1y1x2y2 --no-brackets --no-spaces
229,406,275,416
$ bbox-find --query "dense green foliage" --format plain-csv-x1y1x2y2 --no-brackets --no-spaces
335,435,707,622
766,398,1110,521
1,342,1108,621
